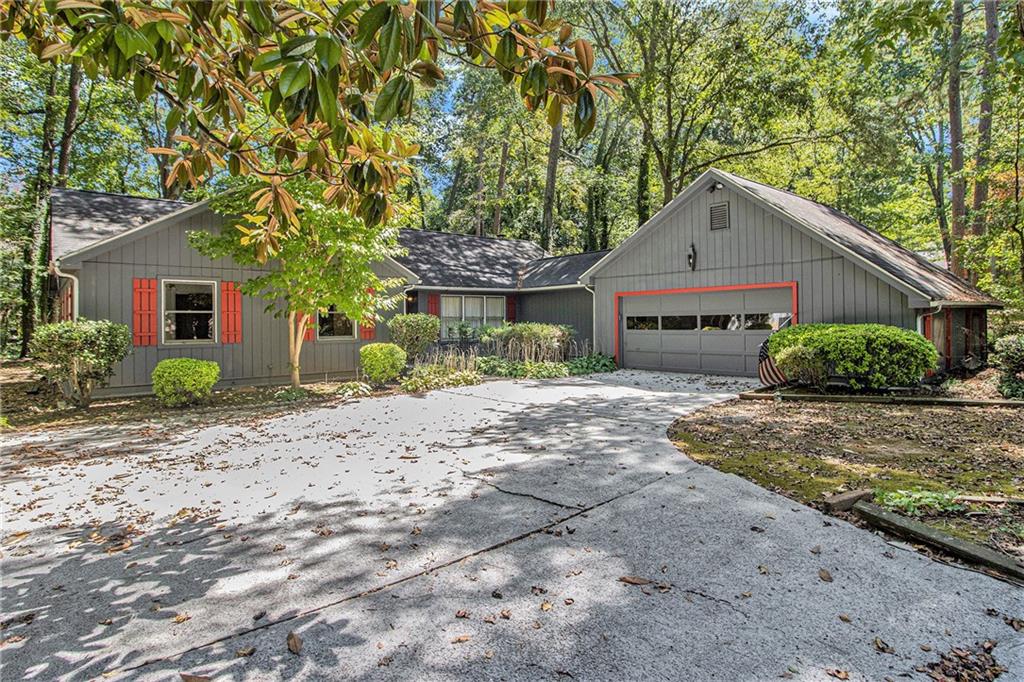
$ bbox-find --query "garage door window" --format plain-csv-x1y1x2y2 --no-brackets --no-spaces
701,314,742,331
661,315,698,330
626,316,659,330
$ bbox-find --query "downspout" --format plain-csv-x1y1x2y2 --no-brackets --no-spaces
49,260,79,320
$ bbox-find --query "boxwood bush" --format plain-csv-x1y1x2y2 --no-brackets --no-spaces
31,319,132,407
768,323,937,390
359,342,406,384
387,313,440,360
151,358,220,407
993,334,1024,399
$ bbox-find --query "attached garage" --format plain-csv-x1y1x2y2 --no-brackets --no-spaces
619,283,795,375
581,168,1002,377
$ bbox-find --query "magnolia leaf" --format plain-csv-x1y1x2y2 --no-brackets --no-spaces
379,14,403,72
374,75,406,122
252,50,284,72
279,62,311,98
355,3,391,48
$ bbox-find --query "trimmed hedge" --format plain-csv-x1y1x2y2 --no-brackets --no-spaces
360,343,406,384
152,358,220,407
768,323,937,390
31,319,132,407
993,334,1024,399
387,313,440,359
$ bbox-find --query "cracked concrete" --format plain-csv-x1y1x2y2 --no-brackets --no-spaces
2,371,1022,681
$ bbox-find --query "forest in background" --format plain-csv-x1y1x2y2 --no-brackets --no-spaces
3,0,1023,354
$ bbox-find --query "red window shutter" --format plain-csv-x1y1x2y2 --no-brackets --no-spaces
427,293,440,316
923,314,932,340
132,278,157,347
360,322,376,341
220,281,243,344
303,312,315,342
506,295,516,322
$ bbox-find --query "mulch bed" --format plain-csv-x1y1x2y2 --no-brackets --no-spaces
668,398,1024,562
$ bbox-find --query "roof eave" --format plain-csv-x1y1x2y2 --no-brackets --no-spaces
929,299,1004,309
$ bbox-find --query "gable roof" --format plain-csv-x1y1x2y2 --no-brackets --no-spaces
395,229,548,290
519,250,609,288
50,188,187,261
582,168,1000,307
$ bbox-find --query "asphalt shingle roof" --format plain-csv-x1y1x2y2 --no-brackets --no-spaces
395,229,548,289
50,188,187,261
518,250,609,288
717,170,1000,306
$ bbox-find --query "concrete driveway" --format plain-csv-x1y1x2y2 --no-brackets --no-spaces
2,371,1021,681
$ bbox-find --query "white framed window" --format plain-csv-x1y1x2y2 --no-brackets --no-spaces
317,306,357,340
439,294,506,339
162,279,216,344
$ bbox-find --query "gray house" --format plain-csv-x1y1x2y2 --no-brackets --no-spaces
49,168,999,394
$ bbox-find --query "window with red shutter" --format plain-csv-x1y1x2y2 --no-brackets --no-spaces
303,312,315,342
220,281,243,344
506,295,516,322
360,322,376,340
132,278,157,346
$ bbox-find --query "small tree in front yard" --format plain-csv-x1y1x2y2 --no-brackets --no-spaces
30,319,132,407
191,178,406,388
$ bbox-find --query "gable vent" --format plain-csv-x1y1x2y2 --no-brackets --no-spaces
710,202,730,230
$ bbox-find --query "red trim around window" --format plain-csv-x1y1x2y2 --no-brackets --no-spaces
612,281,799,363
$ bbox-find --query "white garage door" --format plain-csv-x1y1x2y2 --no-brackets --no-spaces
621,288,793,376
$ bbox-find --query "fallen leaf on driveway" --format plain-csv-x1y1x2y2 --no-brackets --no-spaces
818,569,833,583
618,576,652,586
455,610,469,619
179,675,211,682
499,609,511,619
839,614,851,623
540,601,553,611
873,637,895,654
172,613,191,624
98,618,112,626
758,565,770,575
451,635,471,644
810,545,821,555
236,647,256,657
825,668,849,680
287,631,303,655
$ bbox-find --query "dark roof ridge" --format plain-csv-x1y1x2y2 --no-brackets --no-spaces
525,249,610,264
51,187,189,205
397,227,544,248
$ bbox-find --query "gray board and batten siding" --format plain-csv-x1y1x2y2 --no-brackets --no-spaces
69,207,408,394
585,176,921,371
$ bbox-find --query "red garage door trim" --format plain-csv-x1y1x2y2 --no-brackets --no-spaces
613,281,798,363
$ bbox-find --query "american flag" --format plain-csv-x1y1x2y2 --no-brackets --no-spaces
758,337,787,387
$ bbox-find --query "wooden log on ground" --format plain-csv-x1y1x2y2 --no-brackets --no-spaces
822,489,873,513
852,501,1024,581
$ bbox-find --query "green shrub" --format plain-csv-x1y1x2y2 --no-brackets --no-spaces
387,313,440,359
400,364,482,393
993,334,1024,399
774,345,827,390
566,354,618,375
479,322,574,362
360,343,406,384
336,381,373,399
31,319,132,407
768,323,937,390
876,488,964,517
477,355,526,377
151,358,221,407
523,361,570,379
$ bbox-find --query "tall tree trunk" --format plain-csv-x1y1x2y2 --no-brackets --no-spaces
55,62,82,188
541,120,562,251
970,0,999,241
287,311,307,389
444,158,465,218
637,129,651,227
20,68,58,357
414,170,428,231
491,139,509,235
473,142,485,236
947,0,967,278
